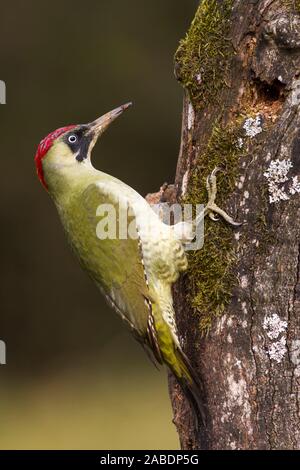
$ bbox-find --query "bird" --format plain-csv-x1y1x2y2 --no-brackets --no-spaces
34,102,240,429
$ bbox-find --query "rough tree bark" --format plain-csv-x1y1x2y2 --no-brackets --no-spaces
153,0,300,450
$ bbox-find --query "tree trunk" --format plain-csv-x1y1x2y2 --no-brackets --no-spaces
168,0,300,450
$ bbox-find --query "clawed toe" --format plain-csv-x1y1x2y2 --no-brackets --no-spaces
211,167,221,178
204,168,242,227
209,212,219,222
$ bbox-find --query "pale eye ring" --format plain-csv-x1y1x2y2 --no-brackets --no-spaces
68,134,77,144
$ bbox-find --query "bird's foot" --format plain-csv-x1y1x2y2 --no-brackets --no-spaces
205,168,242,227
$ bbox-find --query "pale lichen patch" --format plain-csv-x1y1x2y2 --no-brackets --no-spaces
263,313,288,340
289,176,300,195
268,337,287,363
264,159,300,203
263,313,288,363
243,115,263,138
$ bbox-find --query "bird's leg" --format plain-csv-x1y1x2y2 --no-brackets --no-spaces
174,168,241,244
203,167,241,226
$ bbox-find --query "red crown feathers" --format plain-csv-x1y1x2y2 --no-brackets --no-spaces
34,125,76,190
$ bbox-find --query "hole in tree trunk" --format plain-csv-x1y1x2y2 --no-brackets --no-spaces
252,77,286,103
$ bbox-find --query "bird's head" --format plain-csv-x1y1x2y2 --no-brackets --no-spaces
34,102,132,191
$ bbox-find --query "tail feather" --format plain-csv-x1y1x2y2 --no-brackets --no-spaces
173,349,207,430
150,301,207,429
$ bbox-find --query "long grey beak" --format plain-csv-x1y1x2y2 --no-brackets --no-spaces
88,102,132,136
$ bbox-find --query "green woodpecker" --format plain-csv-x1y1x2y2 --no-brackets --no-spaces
34,103,240,428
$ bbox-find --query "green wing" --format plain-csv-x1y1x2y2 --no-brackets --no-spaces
64,181,153,337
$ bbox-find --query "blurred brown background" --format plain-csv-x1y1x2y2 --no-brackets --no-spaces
0,0,197,449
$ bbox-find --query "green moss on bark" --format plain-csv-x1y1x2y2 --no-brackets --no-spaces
184,121,244,333
175,0,233,111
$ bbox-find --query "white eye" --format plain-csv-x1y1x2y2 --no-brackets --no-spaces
68,134,77,144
